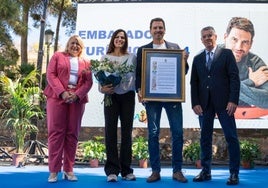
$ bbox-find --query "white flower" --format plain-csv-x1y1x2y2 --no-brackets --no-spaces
90,58,135,107
90,58,135,77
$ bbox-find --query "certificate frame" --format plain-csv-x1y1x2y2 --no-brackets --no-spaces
141,48,185,102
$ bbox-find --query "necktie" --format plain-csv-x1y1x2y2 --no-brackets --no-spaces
207,51,212,70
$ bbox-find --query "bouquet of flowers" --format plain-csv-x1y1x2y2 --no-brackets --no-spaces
90,58,135,86
90,58,135,106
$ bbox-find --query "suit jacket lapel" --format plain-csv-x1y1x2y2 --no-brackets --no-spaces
202,51,208,70
165,41,176,49
209,46,221,71
166,41,172,49
64,53,70,73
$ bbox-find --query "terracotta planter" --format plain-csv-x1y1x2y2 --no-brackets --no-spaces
12,153,26,166
195,160,202,169
242,161,254,169
90,159,99,168
139,159,148,168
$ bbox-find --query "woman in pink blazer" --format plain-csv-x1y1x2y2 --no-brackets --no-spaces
44,35,93,183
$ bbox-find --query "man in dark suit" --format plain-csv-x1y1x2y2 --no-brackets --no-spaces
135,17,189,183
190,26,240,185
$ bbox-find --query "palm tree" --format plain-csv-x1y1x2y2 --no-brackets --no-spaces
49,0,77,51
17,0,43,65
0,0,21,69
0,70,44,153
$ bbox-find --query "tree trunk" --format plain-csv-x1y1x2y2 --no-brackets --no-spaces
20,5,29,65
54,0,65,52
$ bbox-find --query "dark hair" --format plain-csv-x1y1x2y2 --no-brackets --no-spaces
226,17,255,40
150,17,166,30
201,26,216,34
106,29,128,54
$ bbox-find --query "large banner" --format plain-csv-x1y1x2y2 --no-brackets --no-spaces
77,2,268,128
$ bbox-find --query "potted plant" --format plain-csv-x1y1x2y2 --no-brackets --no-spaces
0,70,44,166
240,139,260,169
183,141,201,168
132,136,149,168
81,136,106,167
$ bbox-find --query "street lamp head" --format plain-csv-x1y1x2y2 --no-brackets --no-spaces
45,29,54,45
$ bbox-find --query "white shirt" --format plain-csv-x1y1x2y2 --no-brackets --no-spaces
153,43,167,49
69,57,79,85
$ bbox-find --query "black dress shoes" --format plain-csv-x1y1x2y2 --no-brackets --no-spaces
226,173,239,185
193,170,211,182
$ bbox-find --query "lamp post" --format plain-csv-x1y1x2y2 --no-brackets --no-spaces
45,29,54,68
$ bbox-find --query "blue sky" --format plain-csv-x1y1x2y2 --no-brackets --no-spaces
13,16,69,50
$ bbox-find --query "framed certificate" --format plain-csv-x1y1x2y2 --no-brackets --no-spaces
141,48,185,102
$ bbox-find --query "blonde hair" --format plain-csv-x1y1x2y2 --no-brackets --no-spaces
64,35,85,57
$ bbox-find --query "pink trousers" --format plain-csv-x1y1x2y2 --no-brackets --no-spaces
46,97,85,173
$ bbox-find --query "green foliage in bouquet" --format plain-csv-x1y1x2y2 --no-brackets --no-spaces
90,58,135,78
90,58,135,107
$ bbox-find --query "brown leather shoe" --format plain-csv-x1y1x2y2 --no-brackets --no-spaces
172,171,188,183
146,172,161,183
